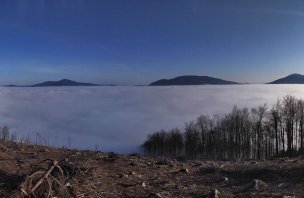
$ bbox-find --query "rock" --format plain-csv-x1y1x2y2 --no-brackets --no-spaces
118,174,128,178
17,159,24,164
142,182,146,188
278,182,289,188
253,179,268,191
218,164,225,170
209,189,220,198
148,192,162,198
179,168,189,173
223,177,229,182
128,171,136,175
40,148,49,153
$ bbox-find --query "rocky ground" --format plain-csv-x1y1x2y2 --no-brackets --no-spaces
0,142,304,197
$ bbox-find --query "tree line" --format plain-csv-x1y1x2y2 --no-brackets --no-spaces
142,95,304,160
0,126,50,146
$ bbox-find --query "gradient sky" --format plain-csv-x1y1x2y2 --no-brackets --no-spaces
0,0,304,85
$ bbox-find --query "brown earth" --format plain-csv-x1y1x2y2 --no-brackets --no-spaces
0,142,304,198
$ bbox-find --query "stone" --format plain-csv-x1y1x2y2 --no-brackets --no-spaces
179,168,189,173
128,171,136,175
253,179,268,191
278,182,289,188
118,174,128,178
223,177,229,182
148,192,162,198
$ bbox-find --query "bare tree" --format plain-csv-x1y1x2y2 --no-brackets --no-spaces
1,126,10,142
269,99,282,156
282,96,297,156
297,99,304,152
184,121,200,159
142,95,304,160
251,104,268,160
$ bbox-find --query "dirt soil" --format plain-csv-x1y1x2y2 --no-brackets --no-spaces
0,142,304,198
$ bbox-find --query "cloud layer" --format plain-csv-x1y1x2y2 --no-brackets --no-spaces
0,85,304,153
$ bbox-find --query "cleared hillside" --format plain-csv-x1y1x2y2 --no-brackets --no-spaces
0,142,303,197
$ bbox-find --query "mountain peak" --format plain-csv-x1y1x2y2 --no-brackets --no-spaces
149,75,239,86
59,79,75,82
287,73,302,77
268,73,304,84
32,79,99,87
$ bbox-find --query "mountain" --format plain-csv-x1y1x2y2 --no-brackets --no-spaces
32,79,100,87
4,79,101,87
268,73,304,84
149,75,239,86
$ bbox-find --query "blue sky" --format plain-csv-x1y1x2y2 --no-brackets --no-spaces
0,0,304,85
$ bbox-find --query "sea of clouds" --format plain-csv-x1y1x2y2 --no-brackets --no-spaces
0,84,304,153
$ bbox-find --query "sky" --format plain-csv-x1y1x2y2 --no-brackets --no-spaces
1,0,304,85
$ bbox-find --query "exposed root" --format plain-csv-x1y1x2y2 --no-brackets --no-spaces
18,160,71,198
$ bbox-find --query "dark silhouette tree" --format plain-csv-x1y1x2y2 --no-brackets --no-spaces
142,95,304,160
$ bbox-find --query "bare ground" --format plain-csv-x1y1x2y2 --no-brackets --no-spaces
0,142,304,198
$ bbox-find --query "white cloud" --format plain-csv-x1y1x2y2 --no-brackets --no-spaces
0,85,304,153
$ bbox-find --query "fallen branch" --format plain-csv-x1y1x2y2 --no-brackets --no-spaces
29,160,58,194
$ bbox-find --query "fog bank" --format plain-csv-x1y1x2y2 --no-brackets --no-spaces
0,85,303,153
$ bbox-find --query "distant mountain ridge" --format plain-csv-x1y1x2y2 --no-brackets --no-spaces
32,79,99,87
149,75,239,86
5,74,304,87
268,73,304,84
4,79,101,87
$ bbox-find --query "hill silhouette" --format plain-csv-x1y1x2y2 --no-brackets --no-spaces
4,79,101,87
268,73,304,84
149,75,239,86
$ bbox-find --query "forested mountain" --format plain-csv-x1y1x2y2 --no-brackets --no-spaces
4,79,101,87
32,79,99,87
268,73,304,84
149,75,239,86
